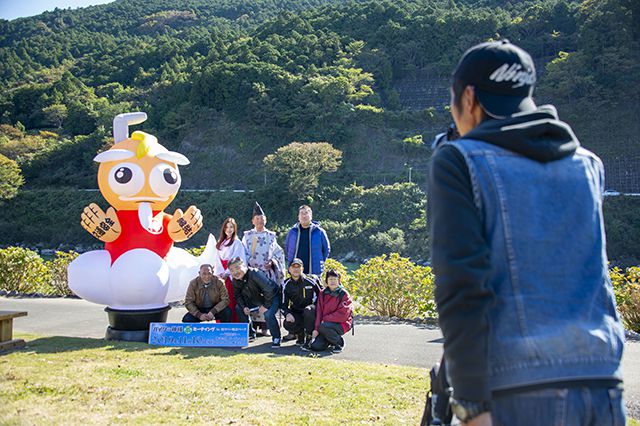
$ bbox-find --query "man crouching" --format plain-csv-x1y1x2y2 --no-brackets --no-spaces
282,258,322,349
182,264,232,323
228,256,282,348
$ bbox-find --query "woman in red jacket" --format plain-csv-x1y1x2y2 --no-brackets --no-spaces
308,269,353,353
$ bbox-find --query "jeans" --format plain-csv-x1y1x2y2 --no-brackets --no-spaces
491,385,626,426
182,306,233,323
235,298,281,339
283,305,316,336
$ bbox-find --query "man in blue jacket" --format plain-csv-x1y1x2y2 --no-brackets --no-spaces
429,40,625,425
285,205,330,275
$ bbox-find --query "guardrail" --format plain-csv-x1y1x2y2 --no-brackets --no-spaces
77,189,255,193
603,191,640,197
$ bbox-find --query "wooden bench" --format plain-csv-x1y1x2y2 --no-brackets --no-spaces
0,310,27,352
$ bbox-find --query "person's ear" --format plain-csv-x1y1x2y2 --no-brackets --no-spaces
465,85,486,124
463,86,476,114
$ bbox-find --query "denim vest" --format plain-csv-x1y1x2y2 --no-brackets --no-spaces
446,138,624,391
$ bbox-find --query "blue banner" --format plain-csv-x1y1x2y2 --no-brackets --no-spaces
148,322,249,347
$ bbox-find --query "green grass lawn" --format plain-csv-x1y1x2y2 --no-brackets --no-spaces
2,334,638,425
1,333,428,425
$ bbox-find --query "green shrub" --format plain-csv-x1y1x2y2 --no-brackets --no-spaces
401,134,424,148
354,104,384,126
611,266,640,333
321,258,351,289
185,246,206,257
45,251,79,296
0,247,50,294
0,154,24,200
320,219,364,254
604,197,640,266
350,253,436,319
314,183,426,257
368,227,406,255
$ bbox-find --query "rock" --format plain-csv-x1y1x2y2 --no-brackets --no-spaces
343,251,357,262
626,329,640,342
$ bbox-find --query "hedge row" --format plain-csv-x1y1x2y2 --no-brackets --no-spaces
0,246,437,319
2,246,639,333
0,247,78,296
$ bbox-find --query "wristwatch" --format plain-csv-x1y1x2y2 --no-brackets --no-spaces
450,398,491,422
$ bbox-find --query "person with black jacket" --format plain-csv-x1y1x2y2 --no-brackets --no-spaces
228,257,282,348
281,258,322,348
428,40,624,425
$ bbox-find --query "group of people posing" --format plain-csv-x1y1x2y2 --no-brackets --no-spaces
182,203,353,352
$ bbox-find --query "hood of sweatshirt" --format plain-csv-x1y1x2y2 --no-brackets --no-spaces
463,104,580,163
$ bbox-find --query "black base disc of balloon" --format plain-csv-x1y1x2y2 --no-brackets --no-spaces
104,305,170,330
105,326,149,342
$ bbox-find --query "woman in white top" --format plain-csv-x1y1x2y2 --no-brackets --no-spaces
214,217,246,322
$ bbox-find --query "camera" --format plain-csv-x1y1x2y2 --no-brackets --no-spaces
420,359,453,426
431,123,460,149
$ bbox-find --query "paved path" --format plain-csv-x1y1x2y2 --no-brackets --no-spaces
2,297,639,418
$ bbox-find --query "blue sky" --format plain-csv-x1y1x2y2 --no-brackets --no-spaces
0,0,115,21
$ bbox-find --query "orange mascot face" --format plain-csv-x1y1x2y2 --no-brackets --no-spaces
95,131,188,212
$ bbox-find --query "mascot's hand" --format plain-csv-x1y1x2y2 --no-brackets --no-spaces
81,203,121,242
168,205,202,242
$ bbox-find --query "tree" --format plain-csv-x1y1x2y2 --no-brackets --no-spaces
42,104,67,128
65,101,98,135
264,142,342,200
0,154,24,200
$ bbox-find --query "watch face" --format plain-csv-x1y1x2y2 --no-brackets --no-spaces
452,403,469,421
451,399,490,422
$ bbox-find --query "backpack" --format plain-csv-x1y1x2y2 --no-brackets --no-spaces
336,288,354,336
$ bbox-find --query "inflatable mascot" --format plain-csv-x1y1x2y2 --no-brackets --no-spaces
68,112,215,339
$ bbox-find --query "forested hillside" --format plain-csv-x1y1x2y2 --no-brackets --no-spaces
0,0,638,263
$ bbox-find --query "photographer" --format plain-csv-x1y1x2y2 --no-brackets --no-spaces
429,40,625,425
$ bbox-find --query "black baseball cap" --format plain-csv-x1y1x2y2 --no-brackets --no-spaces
290,258,304,267
453,40,537,118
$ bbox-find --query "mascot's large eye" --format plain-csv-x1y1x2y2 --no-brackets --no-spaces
114,167,132,184
163,168,178,184
108,162,145,197
149,163,181,197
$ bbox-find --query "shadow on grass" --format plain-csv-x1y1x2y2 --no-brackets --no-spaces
153,338,340,360
12,335,341,361
13,335,159,355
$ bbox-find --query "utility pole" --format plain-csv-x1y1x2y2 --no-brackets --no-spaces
404,163,413,184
